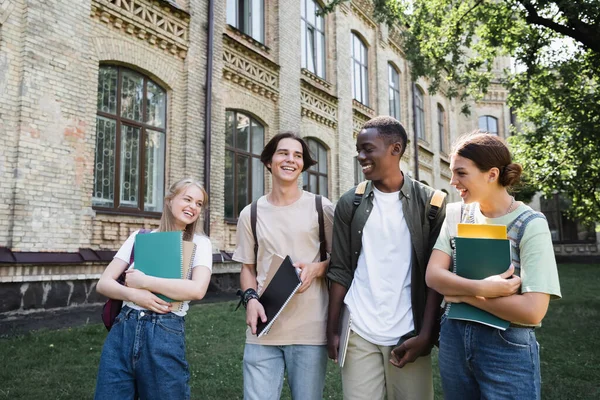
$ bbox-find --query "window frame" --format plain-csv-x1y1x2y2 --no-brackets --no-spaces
302,138,329,197
226,0,265,44
388,63,401,121
437,103,446,153
224,110,265,222
93,65,167,217
478,115,499,135
415,85,426,140
351,33,369,106
540,194,597,244
301,0,326,79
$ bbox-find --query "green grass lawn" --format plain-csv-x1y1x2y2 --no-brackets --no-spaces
0,264,598,399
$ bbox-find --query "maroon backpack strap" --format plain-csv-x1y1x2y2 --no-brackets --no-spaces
118,228,150,284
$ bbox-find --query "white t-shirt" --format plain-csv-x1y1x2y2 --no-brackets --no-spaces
114,229,213,317
345,186,414,346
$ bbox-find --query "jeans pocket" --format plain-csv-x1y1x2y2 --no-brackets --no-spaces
157,317,185,336
497,327,533,348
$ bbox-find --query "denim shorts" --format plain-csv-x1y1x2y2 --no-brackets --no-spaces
438,316,541,400
94,306,190,400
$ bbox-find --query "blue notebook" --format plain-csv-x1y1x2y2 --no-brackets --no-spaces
134,231,183,303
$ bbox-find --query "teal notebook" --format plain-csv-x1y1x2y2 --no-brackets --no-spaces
448,237,512,330
134,231,183,303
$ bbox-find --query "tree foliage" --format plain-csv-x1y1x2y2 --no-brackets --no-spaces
325,0,600,225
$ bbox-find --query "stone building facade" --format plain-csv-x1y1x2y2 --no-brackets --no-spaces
0,0,596,313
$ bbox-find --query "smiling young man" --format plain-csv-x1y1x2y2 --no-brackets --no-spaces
233,132,334,400
327,116,446,400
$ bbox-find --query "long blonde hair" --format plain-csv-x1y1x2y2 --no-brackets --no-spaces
158,178,209,241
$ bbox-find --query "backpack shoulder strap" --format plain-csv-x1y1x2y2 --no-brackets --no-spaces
428,190,447,220
315,195,327,262
251,200,259,263
351,180,368,222
507,209,547,250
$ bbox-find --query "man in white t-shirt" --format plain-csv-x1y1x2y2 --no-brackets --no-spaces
233,132,334,400
327,116,446,400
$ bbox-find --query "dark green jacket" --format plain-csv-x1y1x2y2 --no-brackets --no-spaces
327,175,446,335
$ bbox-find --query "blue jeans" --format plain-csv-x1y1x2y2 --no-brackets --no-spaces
438,317,541,400
94,306,190,400
243,343,328,400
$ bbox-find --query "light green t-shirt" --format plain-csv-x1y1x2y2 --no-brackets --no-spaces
433,203,562,299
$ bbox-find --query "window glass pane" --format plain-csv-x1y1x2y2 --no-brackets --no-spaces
351,60,356,99
251,0,264,43
316,32,324,78
478,116,488,131
93,116,117,207
361,43,367,65
361,65,368,106
120,70,143,121
236,155,250,217
307,27,316,73
352,35,360,60
309,139,318,171
120,125,141,208
251,120,263,155
301,20,307,69
146,81,166,128
226,0,236,26
318,144,327,173
309,173,317,194
354,62,361,101
224,150,235,218
307,0,315,26
319,175,328,197
251,157,264,201
489,117,498,134
236,113,250,151
97,66,118,115
144,129,165,212
302,170,308,192
316,4,324,31
226,111,234,147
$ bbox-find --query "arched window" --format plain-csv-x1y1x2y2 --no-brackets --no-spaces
415,86,425,140
226,0,265,43
388,63,401,120
301,0,326,78
351,33,369,106
302,139,328,197
225,110,265,220
437,103,446,153
478,115,498,135
93,65,166,214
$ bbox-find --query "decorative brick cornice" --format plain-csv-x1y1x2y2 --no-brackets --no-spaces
352,99,375,118
352,108,371,138
225,25,270,55
91,0,190,59
480,89,507,104
301,80,338,129
440,158,451,179
223,35,280,101
301,68,332,91
388,28,406,56
418,147,434,172
350,1,377,29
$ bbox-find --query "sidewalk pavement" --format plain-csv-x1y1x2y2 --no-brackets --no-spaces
0,292,237,337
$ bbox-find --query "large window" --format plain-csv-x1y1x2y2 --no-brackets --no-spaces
302,139,328,197
478,115,498,135
93,66,166,214
226,0,264,43
437,103,446,153
388,63,401,120
351,33,368,106
415,86,425,140
540,194,596,243
225,110,265,220
301,0,325,78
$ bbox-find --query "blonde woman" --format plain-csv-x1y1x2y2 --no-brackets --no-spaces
94,178,213,400
426,133,561,399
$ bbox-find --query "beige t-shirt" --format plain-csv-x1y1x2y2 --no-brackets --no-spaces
233,191,334,345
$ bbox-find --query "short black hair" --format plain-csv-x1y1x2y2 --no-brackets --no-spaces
362,116,408,156
260,132,318,173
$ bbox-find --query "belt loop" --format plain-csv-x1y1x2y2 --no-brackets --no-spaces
124,306,135,319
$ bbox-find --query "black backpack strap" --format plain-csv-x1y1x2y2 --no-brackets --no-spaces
315,195,327,262
428,190,447,220
250,200,259,263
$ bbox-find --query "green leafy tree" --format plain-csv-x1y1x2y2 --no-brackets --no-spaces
325,0,600,225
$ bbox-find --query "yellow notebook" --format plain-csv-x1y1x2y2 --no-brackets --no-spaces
457,223,507,239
